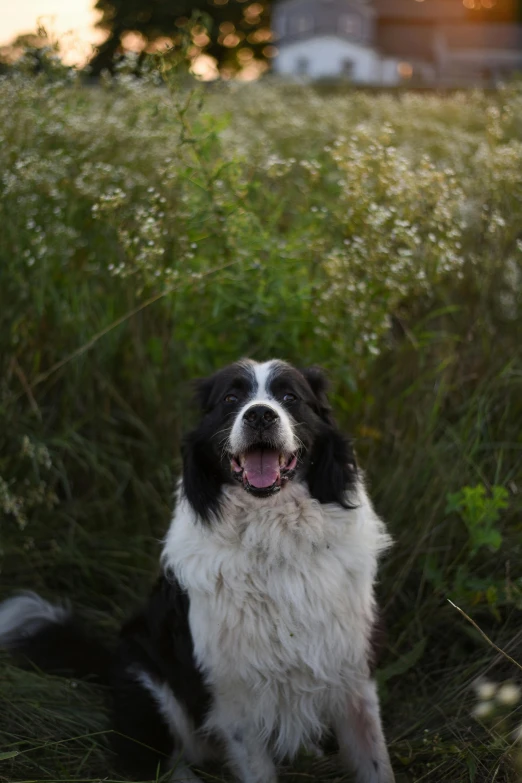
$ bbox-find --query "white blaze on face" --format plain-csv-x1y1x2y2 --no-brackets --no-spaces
228,360,297,461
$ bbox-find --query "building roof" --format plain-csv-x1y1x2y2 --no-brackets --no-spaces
272,0,375,47
378,21,522,61
374,0,467,21
440,23,522,50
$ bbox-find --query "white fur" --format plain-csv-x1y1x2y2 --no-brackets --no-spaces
0,591,69,648
132,669,206,766
162,477,392,773
252,360,274,398
335,678,395,783
228,359,297,457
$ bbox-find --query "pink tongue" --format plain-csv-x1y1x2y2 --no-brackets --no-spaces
243,449,280,489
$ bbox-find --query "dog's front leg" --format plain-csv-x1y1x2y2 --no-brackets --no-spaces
218,718,277,783
333,678,394,783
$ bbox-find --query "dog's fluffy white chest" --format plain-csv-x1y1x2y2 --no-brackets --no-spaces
162,483,390,756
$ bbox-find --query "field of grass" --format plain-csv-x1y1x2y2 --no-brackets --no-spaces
1,59,522,782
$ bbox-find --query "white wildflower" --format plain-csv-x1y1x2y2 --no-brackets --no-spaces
496,683,521,706
474,680,498,700
472,701,494,719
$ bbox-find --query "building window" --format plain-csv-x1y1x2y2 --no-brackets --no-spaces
296,57,310,75
338,14,361,38
290,15,314,36
341,59,354,79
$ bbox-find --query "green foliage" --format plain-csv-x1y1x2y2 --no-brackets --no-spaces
90,0,271,77
0,433,57,531
1,68,522,781
424,484,514,616
0,749,19,760
446,484,509,557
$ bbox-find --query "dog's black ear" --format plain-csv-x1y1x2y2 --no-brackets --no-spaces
301,367,357,507
301,366,336,425
184,373,224,522
306,427,358,508
192,376,215,414
182,431,224,524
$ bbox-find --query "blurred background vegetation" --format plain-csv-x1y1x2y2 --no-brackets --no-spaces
1,0,522,80
0,46,522,782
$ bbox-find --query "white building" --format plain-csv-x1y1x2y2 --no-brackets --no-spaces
272,0,522,87
272,0,400,84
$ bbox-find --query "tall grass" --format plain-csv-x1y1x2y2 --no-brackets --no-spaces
1,60,522,781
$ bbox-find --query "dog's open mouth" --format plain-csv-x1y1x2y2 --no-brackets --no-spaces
230,449,298,497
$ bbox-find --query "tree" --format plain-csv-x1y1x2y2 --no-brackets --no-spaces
89,0,272,78
0,31,66,77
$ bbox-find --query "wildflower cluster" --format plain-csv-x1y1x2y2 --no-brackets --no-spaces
0,72,521,532
473,679,522,719
0,436,57,531
472,678,522,774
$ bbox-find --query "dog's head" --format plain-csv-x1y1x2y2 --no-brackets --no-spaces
182,359,357,522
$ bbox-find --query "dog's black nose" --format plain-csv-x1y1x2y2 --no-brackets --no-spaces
244,405,279,429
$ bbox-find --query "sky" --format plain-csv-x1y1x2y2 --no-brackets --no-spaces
0,0,103,63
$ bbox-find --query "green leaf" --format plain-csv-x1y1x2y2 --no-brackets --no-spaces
465,751,477,782
0,750,20,760
470,528,502,555
376,637,426,685
445,491,463,514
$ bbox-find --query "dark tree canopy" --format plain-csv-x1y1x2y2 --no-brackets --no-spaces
90,0,272,77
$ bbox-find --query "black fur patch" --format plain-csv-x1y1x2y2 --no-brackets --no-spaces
182,362,256,522
117,575,210,727
110,668,173,779
305,426,357,508
112,575,211,778
182,428,229,523
3,578,210,781
7,616,113,684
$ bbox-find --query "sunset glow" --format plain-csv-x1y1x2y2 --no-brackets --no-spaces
1,0,104,64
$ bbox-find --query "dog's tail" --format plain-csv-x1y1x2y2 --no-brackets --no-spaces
0,592,114,684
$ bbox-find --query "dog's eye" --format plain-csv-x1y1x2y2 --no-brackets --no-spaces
283,393,297,403
224,394,238,404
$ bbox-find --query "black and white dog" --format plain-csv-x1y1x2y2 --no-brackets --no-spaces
0,359,394,783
